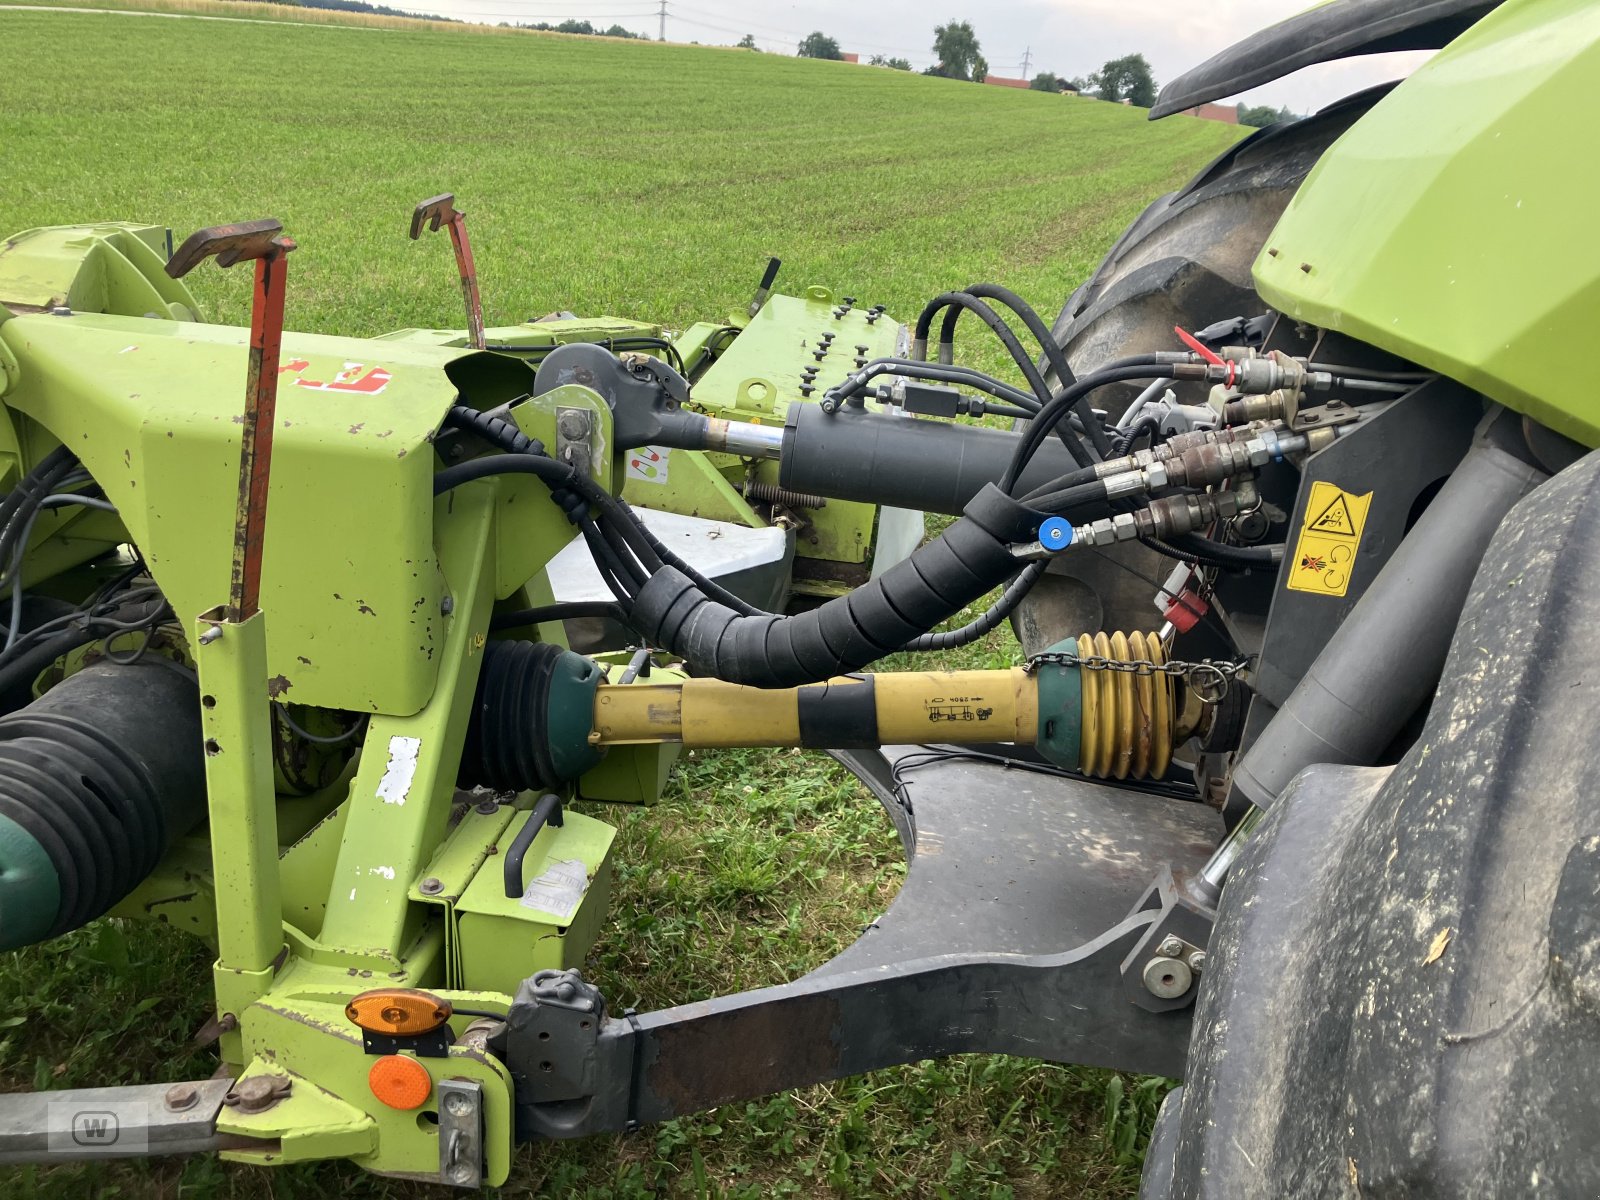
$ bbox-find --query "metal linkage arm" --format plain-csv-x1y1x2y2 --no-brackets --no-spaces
411,193,485,350
166,218,296,623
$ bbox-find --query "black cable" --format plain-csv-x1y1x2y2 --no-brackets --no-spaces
916,292,1095,467
1003,360,1179,493
490,601,631,631
1020,464,1101,504
959,283,1113,461
1024,479,1110,516
1139,533,1281,573
1112,416,1162,456
273,703,369,745
1167,533,1282,571
897,561,1048,652
962,284,1078,389
892,744,1198,803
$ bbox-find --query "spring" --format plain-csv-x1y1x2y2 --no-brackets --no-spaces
1077,630,1174,780
737,481,828,509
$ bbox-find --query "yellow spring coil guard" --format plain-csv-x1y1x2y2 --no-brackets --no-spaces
1076,630,1173,780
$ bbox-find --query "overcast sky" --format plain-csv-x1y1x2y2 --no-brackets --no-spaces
391,0,1432,113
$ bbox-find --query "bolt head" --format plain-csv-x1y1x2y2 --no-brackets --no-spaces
449,1162,476,1184
1142,955,1194,1000
420,877,444,895
443,1091,474,1118
165,1083,200,1112
1157,936,1185,958
440,594,455,616
1187,950,1208,972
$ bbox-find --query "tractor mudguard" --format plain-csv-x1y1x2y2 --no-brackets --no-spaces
1150,0,1500,119
1143,450,1600,1198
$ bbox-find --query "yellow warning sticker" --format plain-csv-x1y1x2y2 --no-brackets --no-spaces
1287,481,1373,598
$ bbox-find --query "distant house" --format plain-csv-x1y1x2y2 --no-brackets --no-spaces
983,74,1030,89
1059,81,1081,94
1179,102,1239,124
841,52,860,63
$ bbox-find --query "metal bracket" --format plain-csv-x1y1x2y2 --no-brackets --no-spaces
496,969,606,1105
437,1079,485,1189
410,193,485,351
554,406,596,480
1119,864,1218,1012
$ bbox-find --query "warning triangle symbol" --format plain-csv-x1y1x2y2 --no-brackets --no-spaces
1310,493,1358,537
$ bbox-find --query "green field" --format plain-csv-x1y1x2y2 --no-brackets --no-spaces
0,8,1242,1197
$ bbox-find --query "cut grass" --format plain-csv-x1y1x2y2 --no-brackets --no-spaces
0,8,1242,1196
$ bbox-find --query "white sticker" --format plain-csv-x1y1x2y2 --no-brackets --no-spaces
376,736,422,805
625,445,670,483
519,858,589,922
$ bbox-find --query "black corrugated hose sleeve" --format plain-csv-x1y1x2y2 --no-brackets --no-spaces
631,484,1046,688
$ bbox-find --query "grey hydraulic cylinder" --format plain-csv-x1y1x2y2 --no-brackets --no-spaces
778,403,1082,516
1232,428,1546,808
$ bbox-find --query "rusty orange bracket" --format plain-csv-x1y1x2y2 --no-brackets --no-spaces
167,219,296,622
410,193,485,350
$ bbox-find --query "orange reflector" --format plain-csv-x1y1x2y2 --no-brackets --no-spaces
369,1054,432,1110
345,988,452,1036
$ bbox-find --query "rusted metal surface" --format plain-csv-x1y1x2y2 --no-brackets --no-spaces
166,219,296,622
165,219,292,279
410,193,485,350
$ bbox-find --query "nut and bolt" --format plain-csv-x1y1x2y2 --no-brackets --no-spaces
224,1074,292,1115
420,876,444,895
1157,936,1185,958
557,410,590,439
1186,950,1208,973
165,1083,201,1112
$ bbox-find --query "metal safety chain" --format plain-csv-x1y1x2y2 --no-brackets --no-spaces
1023,650,1251,703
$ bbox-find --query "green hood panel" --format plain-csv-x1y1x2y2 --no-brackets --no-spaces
1253,0,1600,446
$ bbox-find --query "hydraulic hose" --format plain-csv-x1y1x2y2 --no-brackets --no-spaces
629,484,1045,688
898,560,1048,653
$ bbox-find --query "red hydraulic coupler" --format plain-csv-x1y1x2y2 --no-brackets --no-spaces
410,193,485,350
166,218,296,622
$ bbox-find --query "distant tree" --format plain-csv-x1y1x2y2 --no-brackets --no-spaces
737,34,759,50
1030,72,1061,92
1239,103,1298,127
798,31,844,59
885,56,912,70
556,18,594,34
930,19,981,80
1095,53,1156,106
602,23,645,39
972,53,988,83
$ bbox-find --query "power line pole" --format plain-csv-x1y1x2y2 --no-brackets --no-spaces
1020,46,1032,79
657,0,666,42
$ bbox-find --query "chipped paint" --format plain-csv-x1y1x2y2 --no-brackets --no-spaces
376,735,422,805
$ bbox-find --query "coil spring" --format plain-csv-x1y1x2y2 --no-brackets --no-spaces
1077,630,1174,780
738,481,828,509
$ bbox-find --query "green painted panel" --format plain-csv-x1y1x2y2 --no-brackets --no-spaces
0,311,464,713
1254,0,1600,446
